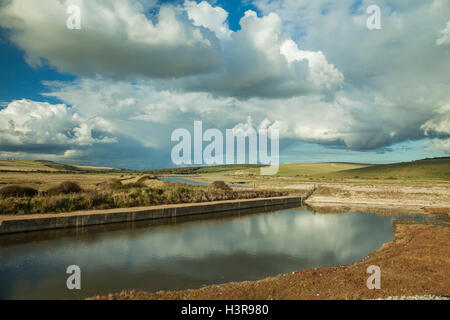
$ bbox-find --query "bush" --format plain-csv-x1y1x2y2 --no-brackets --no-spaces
85,191,107,208
0,185,38,198
106,178,123,189
105,179,145,190
47,181,82,196
210,181,231,190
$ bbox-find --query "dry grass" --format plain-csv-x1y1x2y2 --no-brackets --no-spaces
210,181,231,190
0,171,135,191
0,177,289,215
46,181,83,196
0,185,38,198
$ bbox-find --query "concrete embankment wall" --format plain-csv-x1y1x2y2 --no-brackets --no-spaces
0,196,303,235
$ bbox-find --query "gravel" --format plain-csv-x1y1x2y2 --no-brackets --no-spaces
378,295,449,300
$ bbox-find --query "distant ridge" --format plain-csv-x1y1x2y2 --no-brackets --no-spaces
0,160,125,173
0,157,448,180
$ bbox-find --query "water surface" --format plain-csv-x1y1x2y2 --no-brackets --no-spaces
159,176,249,188
158,176,209,186
0,206,396,299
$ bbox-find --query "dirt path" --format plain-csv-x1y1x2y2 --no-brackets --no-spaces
93,216,450,300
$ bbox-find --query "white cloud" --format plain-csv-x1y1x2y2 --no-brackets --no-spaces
0,0,449,166
436,21,450,46
0,0,342,98
280,39,343,89
425,138,450,154
184,0,232,39
41,78,434,151
431,139,450,153
179,9,343,98
421,103,450,135
251,0,450,146
0,0,222,78
0,99,116,153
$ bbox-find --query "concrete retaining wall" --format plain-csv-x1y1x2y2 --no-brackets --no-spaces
0,196,303,235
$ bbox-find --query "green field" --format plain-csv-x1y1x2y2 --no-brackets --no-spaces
243,158,450,180
1,157,449,181
247,163,369,177
330,158,450,180
0,160,117,173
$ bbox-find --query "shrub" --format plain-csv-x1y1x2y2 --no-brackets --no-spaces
107,178,123,189
85,191,107,208
0,185,38,198
0,199,18,214
47,181,82,196
136,175,157,184
210,181,231,190
105,179,144,190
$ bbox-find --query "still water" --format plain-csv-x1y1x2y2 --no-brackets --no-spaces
0,206,396,299
158,177,249,188
158,176,209,186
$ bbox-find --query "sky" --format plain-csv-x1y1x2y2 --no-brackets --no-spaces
0,0,449,169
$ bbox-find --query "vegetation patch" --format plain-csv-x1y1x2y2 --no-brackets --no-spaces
0,182,288,215
0,185,39,199
210,181,231,190
46,181,83,196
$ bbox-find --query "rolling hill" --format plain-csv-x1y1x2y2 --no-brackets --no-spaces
1,157,448,180
330,157,450,180
0,160,117,173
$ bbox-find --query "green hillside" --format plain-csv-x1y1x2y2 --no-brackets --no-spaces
331,157,450,180
263,162,369,177
245,158,450,180
0,160,118,173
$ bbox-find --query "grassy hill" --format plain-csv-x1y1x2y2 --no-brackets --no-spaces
1,158,448,180
0,160,118,173
244,158,450,180
142,164,263,175
330,157,450,180
248,163,370,177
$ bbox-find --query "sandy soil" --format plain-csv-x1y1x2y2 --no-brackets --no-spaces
93,216,450,300
304,184,450,213
185,172,450,211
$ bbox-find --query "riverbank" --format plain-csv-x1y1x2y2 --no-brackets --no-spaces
0,196,304,235
305,184,450,213
93,215,450,300
0,177,289,216
172,170,450,212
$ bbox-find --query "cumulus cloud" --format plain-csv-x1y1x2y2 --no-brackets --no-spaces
430,139,450,154
185,0,232,39
0,99,116,154
0,0,222,78
436,21,450,46
40,78,433,152
179,9,343,98
0,0,342,98
0,0,449,166
251,0,450,146
421,103,450,135
280,39,343,90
